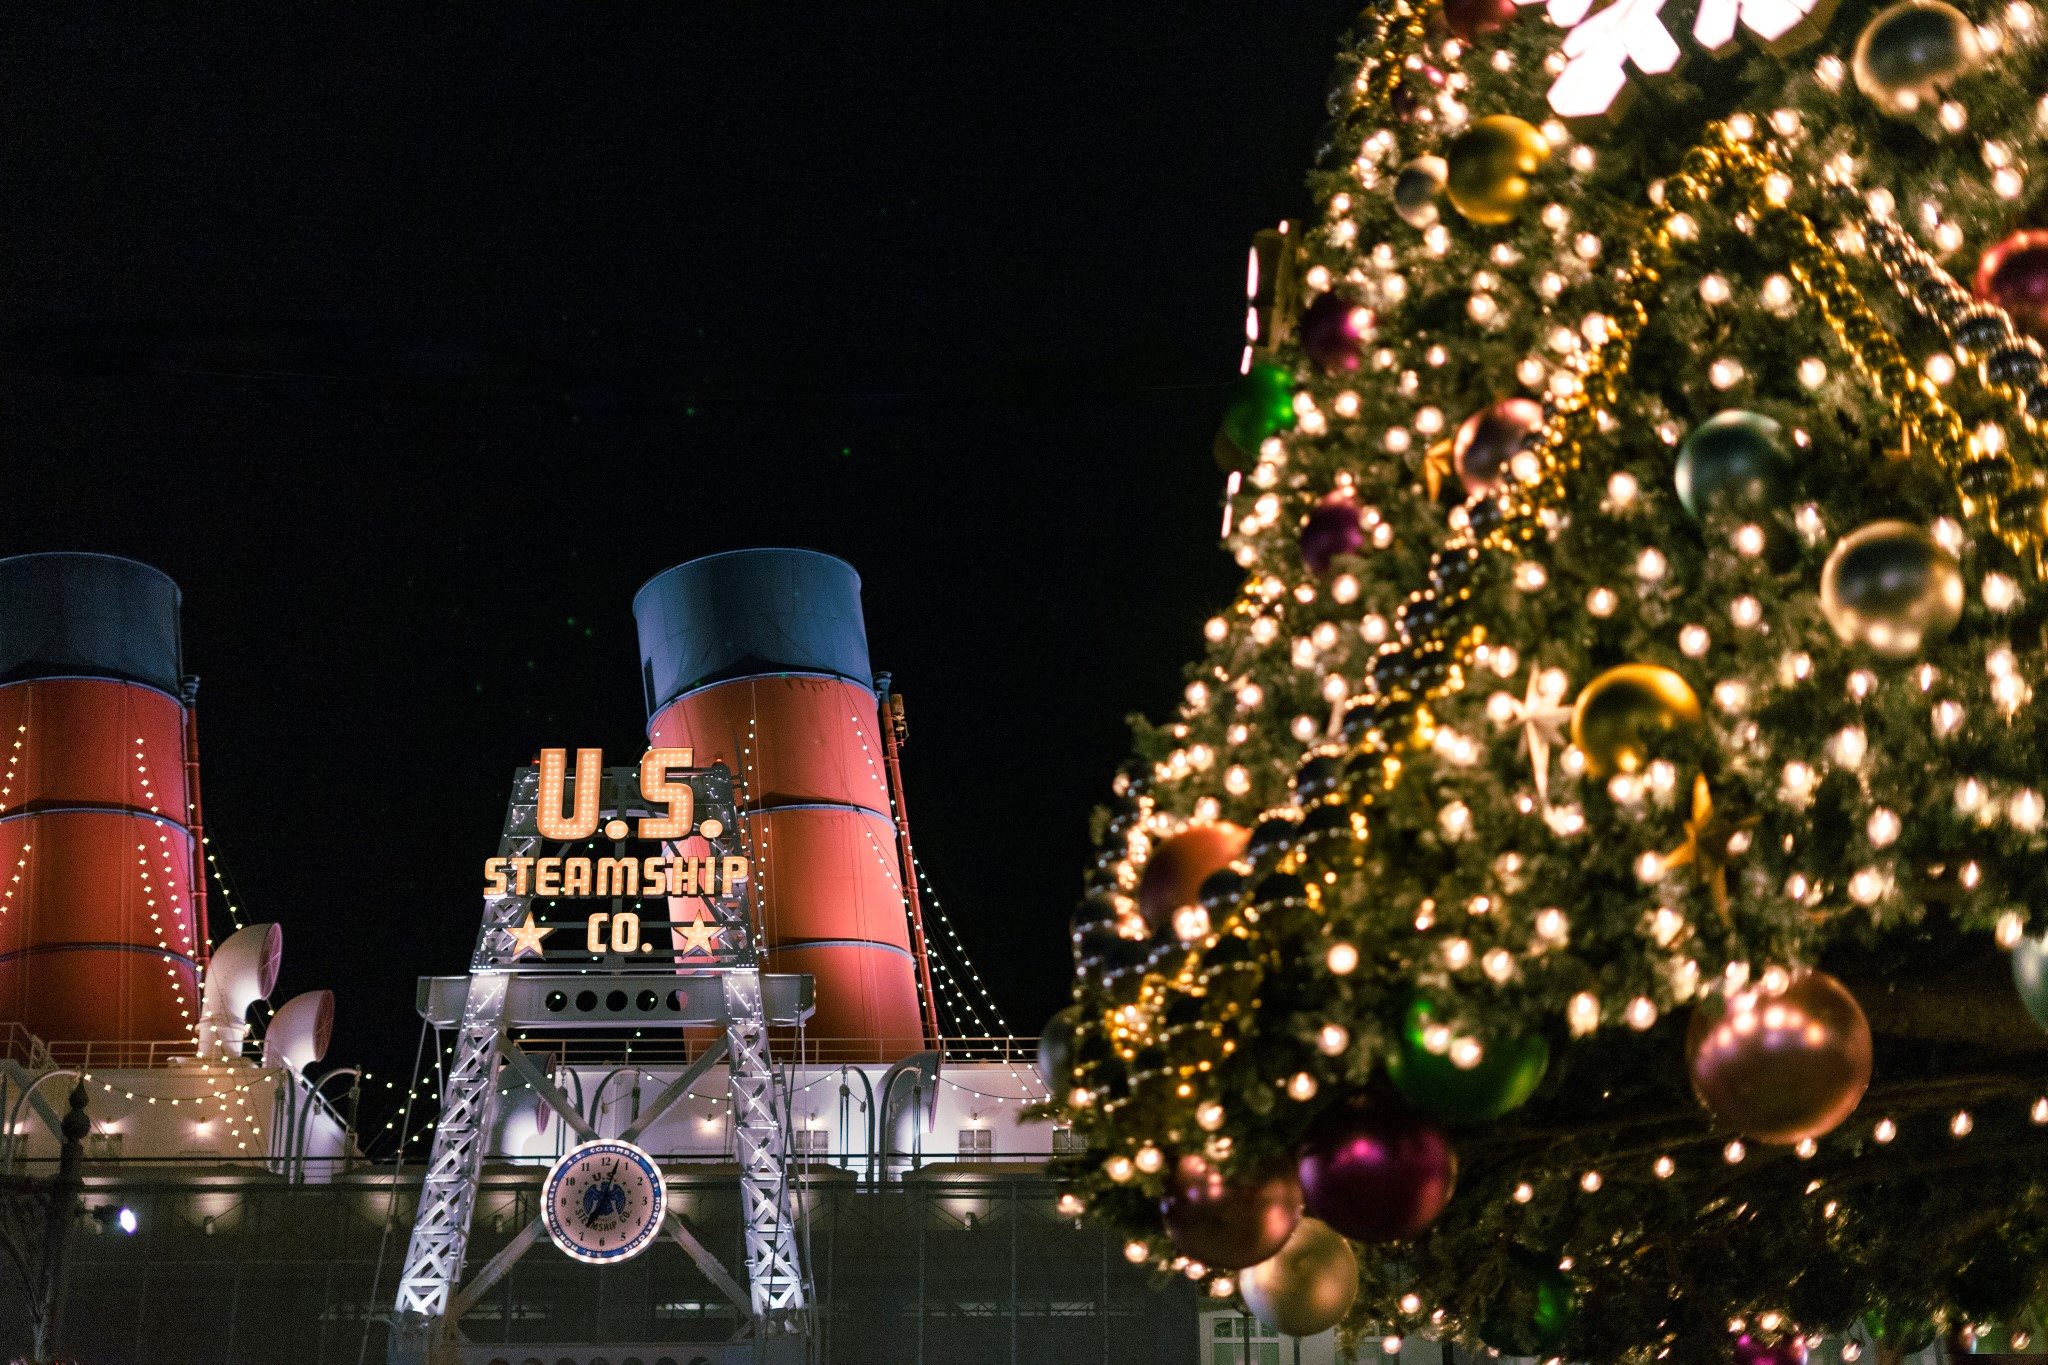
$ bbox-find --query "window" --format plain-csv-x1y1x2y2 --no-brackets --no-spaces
957,1127,993,1157
793,1129,828,1156
1210,1314,1282,1365
1052,1126,1084,1154
87,1133,123,1160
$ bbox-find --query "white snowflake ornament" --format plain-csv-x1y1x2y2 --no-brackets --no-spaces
1523,0,1835,117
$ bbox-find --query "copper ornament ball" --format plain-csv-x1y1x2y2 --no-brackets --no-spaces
1136,823,1250,933
1685,970,1874,1144
1443,0,1521,42
1160,1153,1303,1270
1239,1216,1359,1337
1569,664,1703,778
1975,229,2048,341
1452,398,1544,497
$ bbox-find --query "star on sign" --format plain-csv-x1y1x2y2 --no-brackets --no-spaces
505,911,554,960
1489,667,1575,808
675,914,724,958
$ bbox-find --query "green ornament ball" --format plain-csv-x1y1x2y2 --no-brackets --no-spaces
1674,410,1795,521
2013,934,2048,1031
1480,1248,1578,1356
1387,1000,1550,1123
1863,1310,1936,1355
1221,361,1297,459
1819,520,1964,659
1444,116,1549,226
1853,0,1982,116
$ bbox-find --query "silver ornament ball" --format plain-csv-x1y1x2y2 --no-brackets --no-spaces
1819,520,1965,658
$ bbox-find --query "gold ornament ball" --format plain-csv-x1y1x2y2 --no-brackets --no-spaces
1445,116,1549,226
1570,664,1702,778
1240,1216,1360,1338
1819,520,1964,658
1853,0,1981,116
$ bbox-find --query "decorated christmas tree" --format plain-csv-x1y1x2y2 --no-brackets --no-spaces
1042,0,2048,1360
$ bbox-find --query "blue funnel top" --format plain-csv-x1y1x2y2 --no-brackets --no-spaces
0,553,184,694
633,549,872,715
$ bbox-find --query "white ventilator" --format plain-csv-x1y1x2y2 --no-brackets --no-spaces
196,922,283,1060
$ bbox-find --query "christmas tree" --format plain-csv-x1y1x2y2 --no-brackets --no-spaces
1044,1,2048,1360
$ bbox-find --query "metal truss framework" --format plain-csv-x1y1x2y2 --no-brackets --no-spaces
389,763,809,1364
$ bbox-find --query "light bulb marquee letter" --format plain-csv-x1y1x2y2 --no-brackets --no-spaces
637,747,694,838
536,748,604,840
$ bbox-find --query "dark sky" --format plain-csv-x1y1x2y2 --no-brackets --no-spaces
0,4,1355,1097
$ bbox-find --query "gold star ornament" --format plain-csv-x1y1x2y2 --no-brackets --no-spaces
1655,775,1758,920
1421,438,1456,503
504,911,554,960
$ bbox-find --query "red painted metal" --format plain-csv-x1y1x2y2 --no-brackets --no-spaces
649,673,928,1057
877,691,942,1048
182,699,211,965
0,678,190,817
0,807,201,1044
0,678,204,1046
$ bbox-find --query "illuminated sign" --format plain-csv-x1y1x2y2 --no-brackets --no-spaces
484,747,752,968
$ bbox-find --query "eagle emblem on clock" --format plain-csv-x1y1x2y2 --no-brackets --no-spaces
542,1139,666,1264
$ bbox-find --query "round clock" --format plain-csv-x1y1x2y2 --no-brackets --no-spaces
541,1138,667,1264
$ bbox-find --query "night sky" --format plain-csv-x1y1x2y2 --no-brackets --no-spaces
0,5,1357,1097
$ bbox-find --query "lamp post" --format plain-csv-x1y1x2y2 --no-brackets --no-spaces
0,1079,89,1364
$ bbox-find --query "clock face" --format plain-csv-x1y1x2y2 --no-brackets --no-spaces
541,1139,666,1264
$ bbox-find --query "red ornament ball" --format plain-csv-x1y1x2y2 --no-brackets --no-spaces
1452,398,1544,497
1444,0,1521,42
1296,1092,1457,1242
1686,970,1873,1144
1300,494,1366,577
1975,229,2048,340
1135,824,1249,933
1160,1154,1303,1270
1297,292,1372,372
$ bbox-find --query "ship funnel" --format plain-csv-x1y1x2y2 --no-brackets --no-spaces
634,549,934,1058
0,553,210,1048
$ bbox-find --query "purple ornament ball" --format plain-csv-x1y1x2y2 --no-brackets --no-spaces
1296,1092,1457,1242
1298,292,1372,373
1299,494,1365,577
1733,1333,1809,1365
